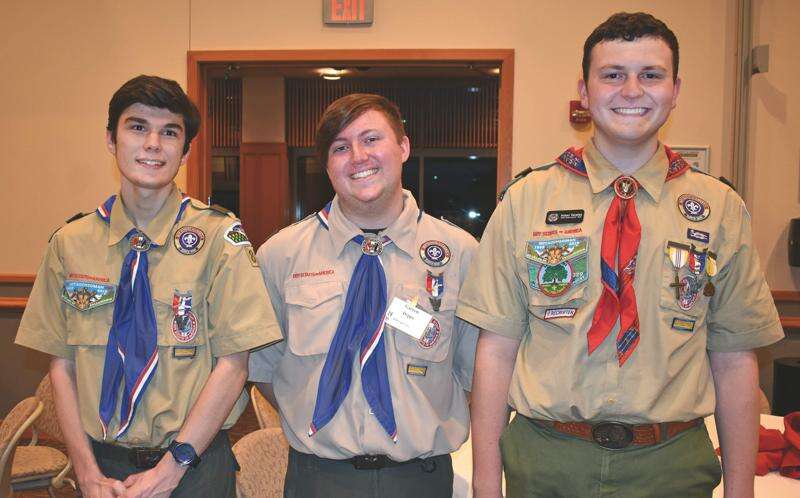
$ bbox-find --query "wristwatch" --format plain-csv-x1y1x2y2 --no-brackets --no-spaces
167,440,201,468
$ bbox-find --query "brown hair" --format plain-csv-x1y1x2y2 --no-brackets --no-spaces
314,93,406,167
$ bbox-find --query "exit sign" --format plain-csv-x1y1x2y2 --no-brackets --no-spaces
323,0,373,25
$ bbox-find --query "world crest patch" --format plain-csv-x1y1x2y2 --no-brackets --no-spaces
525,237,588,297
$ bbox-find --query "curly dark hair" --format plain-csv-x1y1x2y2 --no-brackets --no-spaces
583,12,679,82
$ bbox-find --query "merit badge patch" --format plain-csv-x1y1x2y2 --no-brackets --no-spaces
61,280,116,311
543,308,577,320
525,237,588,297
174,226,205,255
425,270,444,312
406,364,428,377
687,228,710,244
224,222,251,246
545,210,584,225
678,194,710,222
171,290,198,343
418,318,440,349
419,240,451,267
671,317,696,332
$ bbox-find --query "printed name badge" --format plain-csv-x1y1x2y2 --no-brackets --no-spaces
384,297,433,340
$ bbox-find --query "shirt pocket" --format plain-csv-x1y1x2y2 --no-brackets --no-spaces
151,284,208,347
63,279,116,346
284,280,344,356
659,240,711,318
526,284,588,332
392,284,454,363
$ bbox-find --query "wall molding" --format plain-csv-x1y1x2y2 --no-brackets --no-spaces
0,297,27,309
0,274,35,284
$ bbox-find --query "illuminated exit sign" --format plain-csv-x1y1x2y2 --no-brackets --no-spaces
323,0,373,25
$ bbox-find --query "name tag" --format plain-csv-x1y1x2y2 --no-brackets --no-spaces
385,297,433,340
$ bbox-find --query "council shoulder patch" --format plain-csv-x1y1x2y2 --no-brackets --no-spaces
224,222,251,246
677,194,710,222
174,226,205,255
419,240,451,267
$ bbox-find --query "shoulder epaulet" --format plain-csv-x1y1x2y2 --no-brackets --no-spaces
290,212,317,227
208,204,237,218
687,168,737,191
498,162,556,201
439,216,464,230
48,212,90,242
718,176,737,191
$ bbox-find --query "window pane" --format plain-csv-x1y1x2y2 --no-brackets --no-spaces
402,157,420,201
423,157,496,239
296,155,334,219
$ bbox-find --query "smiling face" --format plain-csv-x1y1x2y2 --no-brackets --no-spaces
325,109,410,221
579,37,681,154
106,103,188,196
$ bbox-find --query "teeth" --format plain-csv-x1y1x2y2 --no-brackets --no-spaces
137,159,164,166
351,168,378,179
613,107,647,115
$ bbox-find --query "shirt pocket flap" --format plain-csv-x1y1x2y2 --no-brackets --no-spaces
285,280,344,356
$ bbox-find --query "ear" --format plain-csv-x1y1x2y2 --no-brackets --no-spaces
180,144,191,166
105,130,117,155
578,79,590,110
400,136,410,163
671,77,682,109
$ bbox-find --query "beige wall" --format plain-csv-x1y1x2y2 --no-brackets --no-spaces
242,76,286,143
9,0,795,291
747,0,800,290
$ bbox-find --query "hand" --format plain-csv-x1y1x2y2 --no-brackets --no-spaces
122,454,187,498
77,471,127,498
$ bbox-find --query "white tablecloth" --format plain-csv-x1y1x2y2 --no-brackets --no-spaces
452,414,799,497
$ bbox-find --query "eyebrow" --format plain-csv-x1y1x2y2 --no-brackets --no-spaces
332,128,381,142
598,64,668,72
124,116,184,131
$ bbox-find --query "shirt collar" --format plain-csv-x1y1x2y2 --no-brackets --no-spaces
583,141,670,202
325,190,421,258
107,185,183,247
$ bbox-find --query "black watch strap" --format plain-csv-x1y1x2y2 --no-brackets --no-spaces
167,440,201,468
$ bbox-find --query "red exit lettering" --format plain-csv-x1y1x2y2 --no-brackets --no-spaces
331,0,366,22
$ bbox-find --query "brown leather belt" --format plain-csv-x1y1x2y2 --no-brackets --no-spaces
526,416,703,450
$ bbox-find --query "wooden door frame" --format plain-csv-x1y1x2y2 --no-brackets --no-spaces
186,49,514,202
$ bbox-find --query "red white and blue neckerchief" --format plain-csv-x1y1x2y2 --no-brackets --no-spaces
309,201,398,441
95,193,190,439
556,146,688,366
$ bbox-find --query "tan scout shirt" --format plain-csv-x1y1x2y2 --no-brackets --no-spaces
457,142,784,424
16,186,281,447
249,191,478,460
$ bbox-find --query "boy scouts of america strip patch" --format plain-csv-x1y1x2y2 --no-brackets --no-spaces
61,280,116,311
671,317,696,332
224,222,251,246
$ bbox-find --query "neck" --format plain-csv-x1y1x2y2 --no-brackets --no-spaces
338,191,405,230
119,183,174,229
592,134,659,175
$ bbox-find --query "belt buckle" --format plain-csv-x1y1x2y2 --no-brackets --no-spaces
130,448,165,469
351,455,386,470
591,422,634,450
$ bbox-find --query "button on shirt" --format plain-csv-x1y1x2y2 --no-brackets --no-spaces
456,142,784,424
16,186,282,447
249,191,478,460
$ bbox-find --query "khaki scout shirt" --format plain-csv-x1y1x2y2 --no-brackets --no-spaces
249,191,478,460
16,186,281,447
457,142,784,424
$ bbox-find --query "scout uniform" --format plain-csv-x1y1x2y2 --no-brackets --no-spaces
457,142,785,496
249,190,477,496
16,186,281,492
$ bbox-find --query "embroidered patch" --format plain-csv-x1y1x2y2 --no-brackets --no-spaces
419,240,451,267
174,226,205,255
525,237,588,297
677,194,710,222
172,346,197,358
677,274,702,311
61,280,116,311
292,269,335,279
224,222,251,246
171,290,198,342
687,228,710,244
406,364,428,376
543,308,577,320
545,210,584,225
671,317,696,332
67,273,109,283
418,318,440,348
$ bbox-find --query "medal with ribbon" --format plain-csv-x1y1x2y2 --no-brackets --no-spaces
667,242,690,300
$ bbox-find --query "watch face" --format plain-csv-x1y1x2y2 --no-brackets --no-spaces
172,442,197,465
